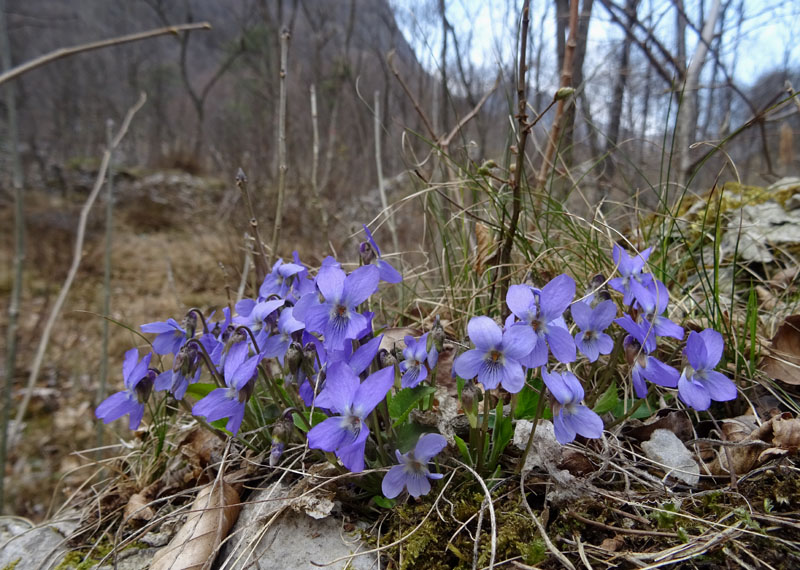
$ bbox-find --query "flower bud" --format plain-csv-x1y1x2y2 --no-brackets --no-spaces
430,316,445,352
460,380,479,413
555,87,575,101
183,312,197,339
379,348,397,369
286,342,303,375
359,241,377,265
135,369,157,404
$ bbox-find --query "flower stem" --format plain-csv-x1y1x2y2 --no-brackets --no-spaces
476,389,492,473
516,381,548,474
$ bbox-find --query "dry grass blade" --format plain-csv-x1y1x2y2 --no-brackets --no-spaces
150,481,241,570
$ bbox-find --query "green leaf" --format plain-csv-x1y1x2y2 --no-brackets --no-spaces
453,435,472,465
514,384,541,419
612,398,657,419
292,410,328,432
185,382,217,399
373,496,396,509
388,385,437,426
593,381,619,414
489,399,513,468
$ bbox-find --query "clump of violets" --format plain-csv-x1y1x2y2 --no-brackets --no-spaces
571,298,616,362
678,329,737,411
382,433,446,499
96,349,156,430
453,316,534,393
542,369,604,445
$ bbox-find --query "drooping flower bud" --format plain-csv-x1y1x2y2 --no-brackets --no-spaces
286,342,303,376
183,312,197,339
135,369,157,404
429,316,446,353
270,416,294,466
460,380,479,414
359,241,377,265
379,348,397,369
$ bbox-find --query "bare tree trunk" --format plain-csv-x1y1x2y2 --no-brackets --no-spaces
561,0,594,165
438,0,448,135
533,2,549,112
0,0,24,514
606,0,640,175
676,0,721,186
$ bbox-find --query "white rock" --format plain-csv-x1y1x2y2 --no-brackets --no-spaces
641,428,700,486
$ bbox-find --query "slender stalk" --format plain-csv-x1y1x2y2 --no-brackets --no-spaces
373,90,399,255
309,84,329,247
476,390,492,473
97,119,114,455
0,22,210,87
516,381,548,474
270,27,290,262
235,169,268,283
496,0,531,316
0,0,24,513
12,94,147,443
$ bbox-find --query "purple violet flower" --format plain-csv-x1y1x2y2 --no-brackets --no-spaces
382,433,446,499
96,349,156,430
260,258,306,299
453,316,535,393
399,333,437,388
360,224,402,283
541,369,604,444
303,264,379,351
192,347,263,435
306,362,394,472
506,275,577,367
141,318,187,355
262,307,305,365
609,245,654,306
677,329,737,411
623,336,680,397
630,279,684,340
571,299,616,362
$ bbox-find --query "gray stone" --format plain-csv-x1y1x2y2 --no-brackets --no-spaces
0,514,78,570
217,482,378,570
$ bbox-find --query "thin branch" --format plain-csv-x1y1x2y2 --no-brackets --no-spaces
0,22,210,86
11,93,148,444
438,74,500,148
270,27,291,263
387,49,437,141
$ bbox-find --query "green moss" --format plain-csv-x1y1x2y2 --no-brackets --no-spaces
54,537,146,570
2,559,21,570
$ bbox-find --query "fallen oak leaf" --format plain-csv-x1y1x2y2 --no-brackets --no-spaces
150,481,241,570
123,480,162,524
761,315,800,385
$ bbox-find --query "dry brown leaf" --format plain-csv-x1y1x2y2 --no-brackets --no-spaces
379,327,421,353
761,315,800,385
123,481,161,524
598,536,625,552
150,481,241,570
622,409,693,442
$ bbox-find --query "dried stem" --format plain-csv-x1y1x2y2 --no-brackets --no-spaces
0,22,210,87
387,50,437,141
270,27,291,263
374,89,399,255
235,169,268,283
11,93,147,446
309,84,329,247
97,119,114,455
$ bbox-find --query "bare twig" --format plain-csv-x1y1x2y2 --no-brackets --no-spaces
11,93,147,445
438,74,501,149
97,119,114,456
0,22,210,87
235,169,268,284
309,84,329,246
387,50,437,141
270,27,291,262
